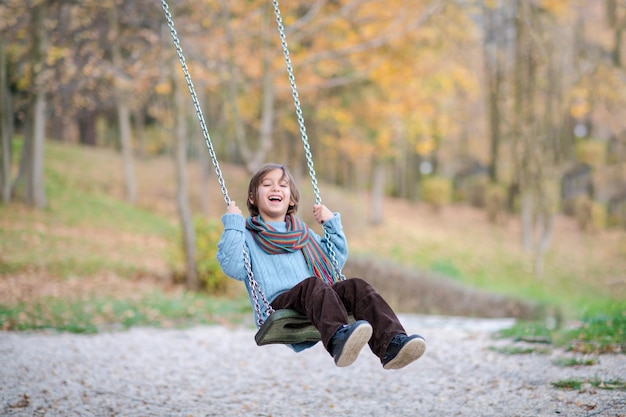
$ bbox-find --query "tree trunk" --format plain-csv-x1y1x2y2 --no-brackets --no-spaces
195,89,211,216
221,0,274,174
77,111,98,146
117,102,137,203
533,211,554,277
512,0,560,277
133,109,146,159
109,6,137,204
17,4,48,209
256,34,275,172
198,135,211,217
173,71,199,291
606,0,623,67
483,3,504,183
31,79,47,209
13,114,32,200
0,40,13,203
520,191,533,252
513,0,532,250
370,159,386,225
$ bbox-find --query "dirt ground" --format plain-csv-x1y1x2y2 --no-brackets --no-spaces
2,315,625,417
2,151,626,416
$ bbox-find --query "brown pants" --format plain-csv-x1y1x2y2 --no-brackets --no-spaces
271,276,406,359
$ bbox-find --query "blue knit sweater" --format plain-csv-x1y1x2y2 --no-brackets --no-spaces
216,212,348,327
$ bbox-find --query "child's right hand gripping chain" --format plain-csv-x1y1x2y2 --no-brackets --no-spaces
313,204,334,225
226,201,243,217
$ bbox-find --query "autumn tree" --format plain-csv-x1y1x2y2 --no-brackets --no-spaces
0,0,34,203
218,0,275,173
0,38,12,203
172,64,199,291
510,0,580,277
482,0,512,184
606,0,625,67
11,2,50,209
160,0,223,290
302,1,477,221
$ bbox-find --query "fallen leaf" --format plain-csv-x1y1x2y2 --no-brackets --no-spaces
9,394,30,409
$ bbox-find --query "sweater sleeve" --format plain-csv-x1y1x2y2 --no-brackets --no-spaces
216,213,248,282
319,213,349,269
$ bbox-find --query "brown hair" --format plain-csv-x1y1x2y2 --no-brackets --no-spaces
247,163,300,217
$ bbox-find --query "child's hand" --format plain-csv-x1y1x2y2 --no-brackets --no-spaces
313,204,334,224
226,201,243,217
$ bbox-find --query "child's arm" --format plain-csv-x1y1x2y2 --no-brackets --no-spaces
312,204,349,268
216,201,248,281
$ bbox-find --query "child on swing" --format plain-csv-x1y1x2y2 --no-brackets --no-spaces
217,163,426,369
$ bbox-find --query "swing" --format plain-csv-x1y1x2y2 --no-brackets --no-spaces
161,0,346,346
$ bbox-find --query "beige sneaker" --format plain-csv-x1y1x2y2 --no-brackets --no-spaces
382,334,426,370
331,320,373,367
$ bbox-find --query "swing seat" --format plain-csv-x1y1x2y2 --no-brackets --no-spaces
254,309,355,346
255,309,321,346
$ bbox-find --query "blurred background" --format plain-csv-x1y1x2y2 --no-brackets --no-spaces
0,0,624,334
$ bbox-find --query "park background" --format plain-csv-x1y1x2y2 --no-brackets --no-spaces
0,0,624,352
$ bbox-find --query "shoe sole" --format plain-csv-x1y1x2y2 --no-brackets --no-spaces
383,336,426,370
334,322,373,367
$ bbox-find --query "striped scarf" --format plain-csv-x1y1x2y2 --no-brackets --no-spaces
246,214,336,285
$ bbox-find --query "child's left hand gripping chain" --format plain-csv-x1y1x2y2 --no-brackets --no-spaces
313,204,333,224
226,201,243,216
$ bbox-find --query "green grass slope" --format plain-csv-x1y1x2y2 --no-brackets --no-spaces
1,140,624,344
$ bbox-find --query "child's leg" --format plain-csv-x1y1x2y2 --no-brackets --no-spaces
332,278,406,359
271,277,350,351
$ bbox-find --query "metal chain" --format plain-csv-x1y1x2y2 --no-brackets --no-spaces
271,0,320,205
245,250,274,326
161,0,230,207
162,0,274,322
325,230,346,282
271,0,345,282
161,0,345,328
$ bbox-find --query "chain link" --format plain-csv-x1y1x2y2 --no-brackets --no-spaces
161,0,230,207
271,0,321,205
244,250,274,326
162,0,274,321
272,0,345,282
325,229,346,281
162,0,346,326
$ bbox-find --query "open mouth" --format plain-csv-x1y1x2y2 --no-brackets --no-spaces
268,196,283,202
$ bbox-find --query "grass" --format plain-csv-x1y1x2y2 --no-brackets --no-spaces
1,139,625,343
552,357,598,367
0,290,251,333
494,301,625,354
363,239,617,313
348,199,625,315
561,302,626,354
0,140,250,332
496,321,554,342
488,345,552,355
551,378,584,390
551,377,626,391
1,142,177,278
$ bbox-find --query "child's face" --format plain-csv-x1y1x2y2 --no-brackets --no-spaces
250,168,294,222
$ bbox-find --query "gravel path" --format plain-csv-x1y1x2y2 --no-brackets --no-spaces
1,315,624,417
